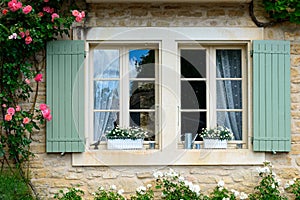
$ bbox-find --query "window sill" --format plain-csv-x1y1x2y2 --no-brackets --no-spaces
72,149,265,166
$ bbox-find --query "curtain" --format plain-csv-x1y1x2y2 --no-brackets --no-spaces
216,50,242,140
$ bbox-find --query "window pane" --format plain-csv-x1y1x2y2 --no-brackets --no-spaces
94,49,120,78
216,80,242,109
94,112,119,141
181,81,206,109
181,112,206,139
216,50,241,78
217,111,242,140
181,49,206,78
129,49,155,78
130,81,155,109
130,112,155,141
94,81,119,110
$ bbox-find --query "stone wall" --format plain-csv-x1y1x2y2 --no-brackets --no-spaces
29,0,300,199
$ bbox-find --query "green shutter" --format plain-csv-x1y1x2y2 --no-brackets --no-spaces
46,40,85,153
253,40,291,152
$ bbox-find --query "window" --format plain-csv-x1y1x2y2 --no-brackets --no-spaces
90,44,159,146
179,46,246,146
70,27,266,166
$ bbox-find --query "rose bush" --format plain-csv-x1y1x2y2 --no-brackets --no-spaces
0,0,85,197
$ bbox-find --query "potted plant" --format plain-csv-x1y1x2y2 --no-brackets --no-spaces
199,126,234,149
106,126,148,150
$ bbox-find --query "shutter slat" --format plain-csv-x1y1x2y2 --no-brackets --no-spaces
253,40,291,152
46,40,85,153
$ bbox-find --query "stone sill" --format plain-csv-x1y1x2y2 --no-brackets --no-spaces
86,0,251,3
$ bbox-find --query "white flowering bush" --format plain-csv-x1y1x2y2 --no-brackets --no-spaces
200,126,234,141
154,168,206,200
130,184,154,200
106,126,148,140
284,178,300,199
208,180,248,200
93,185,126,200
249,161,287,200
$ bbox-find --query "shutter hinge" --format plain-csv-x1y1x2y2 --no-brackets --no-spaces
84,51,87,58
250,50,253,57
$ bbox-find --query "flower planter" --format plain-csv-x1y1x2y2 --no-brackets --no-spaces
203,139,227,149
107,139,144,150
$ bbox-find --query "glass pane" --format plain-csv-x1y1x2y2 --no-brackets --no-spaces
130,81,155,109
130,112,155,141
94,81,119,110
94,49,120,78
217,111,242,140
129,49,155,78
217,80,242,109
181,49,206,78
216,50,241,78
181,81,206,109
181,112,206,140
94,112,119,141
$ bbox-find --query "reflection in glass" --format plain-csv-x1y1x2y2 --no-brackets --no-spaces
216,50,241,78
94,112,119,141
94,81,119,110
217,111,242,140
217,80,242,109
94,49,120,78
181,112,206,140
130,81,155,109
181,49,206,78
181,81,206,109
130,112,155,141
129,49,155,78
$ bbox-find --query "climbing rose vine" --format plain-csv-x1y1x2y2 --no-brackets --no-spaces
0,0,85,197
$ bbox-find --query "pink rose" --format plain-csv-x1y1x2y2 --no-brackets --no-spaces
22,5,32,14
16,105,21,111
44,0,49,2
39,104,47,111
7,107,15,115
2,104,7,108
8,0,22,12
23,117,30,124
43,6,54,13
34,74,43,82
25,36,32,45
72,10,79,17
51,13,59,22
19,32,25,38
42,109,52,121
2,9,8,15
75,11,85,22
25,30,30,36
38,12,44,17
25,78,30,84
5,114,12,121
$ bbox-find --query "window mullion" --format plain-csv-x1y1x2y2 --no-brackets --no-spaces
208,47,217,128
121,47,130,127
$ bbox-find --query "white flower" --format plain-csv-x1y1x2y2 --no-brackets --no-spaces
193,184,201,195
271,183,275,189
8,33,17,40
178,176,185,182
218,187,224,191
118,189,124,195
136,186,146,194
153,171,163,179
284,183,290,189
231,189,240,197
110,185,117,190
256,166,270,174
218,180,225,187
222,198,229,200
240,192,248,200
147,184,152,188
99,186,104,191
289,180,295,185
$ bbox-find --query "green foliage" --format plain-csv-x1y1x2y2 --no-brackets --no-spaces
93,186,126,200
130,185,154,200
0,171,34,200
249,161,287,200
285,178,300,200
54,187,84,200
263,0,300,24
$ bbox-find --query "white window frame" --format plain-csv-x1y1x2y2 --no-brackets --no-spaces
89,44,160,146
73,27,265,166
178,44,247,147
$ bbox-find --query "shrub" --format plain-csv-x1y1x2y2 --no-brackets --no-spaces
54,187,84,200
